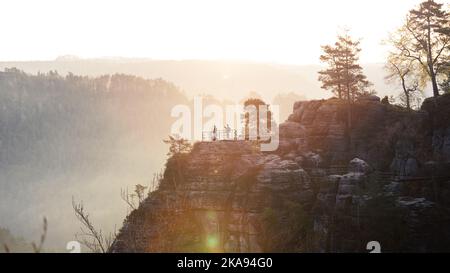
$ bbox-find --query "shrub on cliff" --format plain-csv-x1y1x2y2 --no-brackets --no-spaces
163,135,192,157
162,136,193,189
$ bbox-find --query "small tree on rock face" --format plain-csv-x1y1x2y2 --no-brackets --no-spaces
163,135,192,157
163,135,192,189
120,184,149,211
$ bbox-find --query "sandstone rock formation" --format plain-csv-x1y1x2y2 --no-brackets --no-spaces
111,94,450,253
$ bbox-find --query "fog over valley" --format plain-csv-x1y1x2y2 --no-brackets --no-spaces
0,58,400,102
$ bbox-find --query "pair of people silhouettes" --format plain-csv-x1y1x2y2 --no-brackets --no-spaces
211,124,232,141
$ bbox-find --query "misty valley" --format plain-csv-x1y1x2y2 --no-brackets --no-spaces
0,69,187,251
0,68,311,252
0,0,449,257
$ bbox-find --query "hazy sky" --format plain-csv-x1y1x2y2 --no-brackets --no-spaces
1,0,429,64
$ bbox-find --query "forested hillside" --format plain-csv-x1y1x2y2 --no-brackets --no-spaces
0,68,187,249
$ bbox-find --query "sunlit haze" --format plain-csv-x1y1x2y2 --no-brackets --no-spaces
1,0,450,255
1,0,426,64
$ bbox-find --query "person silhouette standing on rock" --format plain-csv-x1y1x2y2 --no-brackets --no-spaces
212,125,217,141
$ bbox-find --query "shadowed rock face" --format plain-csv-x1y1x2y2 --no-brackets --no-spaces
110,141,314,252
111,94,450,253
285,98,430,172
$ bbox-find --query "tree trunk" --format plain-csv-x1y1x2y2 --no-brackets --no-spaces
430,69,440,97
401,77,411,110
426,15,439,97
406,92,411,110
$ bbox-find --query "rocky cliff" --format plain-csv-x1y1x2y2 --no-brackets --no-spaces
110,94,450,253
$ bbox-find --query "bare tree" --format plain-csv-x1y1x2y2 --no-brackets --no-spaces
385,53,422,110
32,217,47,253
163,135,192,157
120,184,148,211
120,188,137,211
135,184,147,204
72,198,116,253
397,90,425,110
150,172,163,192
2,217,47,253
389,0,449,97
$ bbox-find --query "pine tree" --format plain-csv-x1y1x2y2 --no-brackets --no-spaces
318,32,373,103
318,32,373,152
318,45,344,99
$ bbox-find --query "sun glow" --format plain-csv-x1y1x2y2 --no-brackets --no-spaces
0,0,427,64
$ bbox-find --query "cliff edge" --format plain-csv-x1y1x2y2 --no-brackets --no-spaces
111,94,450,253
